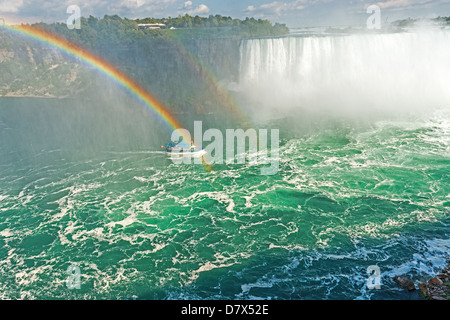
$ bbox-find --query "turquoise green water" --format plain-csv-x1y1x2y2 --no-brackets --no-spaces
0,98,449,299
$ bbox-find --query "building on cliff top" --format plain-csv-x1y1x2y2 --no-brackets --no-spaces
138,23,166,30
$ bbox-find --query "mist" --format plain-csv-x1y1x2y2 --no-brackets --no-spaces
235,28,450,124
3,23,450,165
0,76,171,166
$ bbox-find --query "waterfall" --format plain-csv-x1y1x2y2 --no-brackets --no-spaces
238,30,450,120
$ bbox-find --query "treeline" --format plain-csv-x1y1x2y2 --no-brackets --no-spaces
136,14,289,36
392,16,450,27
33,15,153,48
1,14,288,108
433,16,450,24
32,14,289,48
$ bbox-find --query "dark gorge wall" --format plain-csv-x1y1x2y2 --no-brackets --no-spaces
0,30,242,115
99,36,241,114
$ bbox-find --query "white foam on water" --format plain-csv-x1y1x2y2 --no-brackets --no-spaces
105,211,137,228
185,251,247,285
0,228,13,237
382,238,450,285
184,191,236,213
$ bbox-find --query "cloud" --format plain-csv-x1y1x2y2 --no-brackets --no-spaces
0,0,178,22
243,0,340,17
106,0,178,15
376,0,430,9
120,0,147,9
0,0,24,13
244,0,308,17
3,0,450,25
375,0,450,10
189,4,209,15
179,1,209,15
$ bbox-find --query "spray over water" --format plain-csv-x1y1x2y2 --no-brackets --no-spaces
238,30,450,122
1,26,449,300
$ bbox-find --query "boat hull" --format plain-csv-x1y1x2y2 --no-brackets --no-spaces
165,149,207,159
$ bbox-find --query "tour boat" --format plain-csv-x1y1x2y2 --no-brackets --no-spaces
165,147,207,158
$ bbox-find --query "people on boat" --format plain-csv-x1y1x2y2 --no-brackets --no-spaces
165,141,176,151
163,136,184,152
162,137,206,157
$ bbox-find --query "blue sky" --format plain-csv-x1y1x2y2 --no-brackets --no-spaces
1,0,450,27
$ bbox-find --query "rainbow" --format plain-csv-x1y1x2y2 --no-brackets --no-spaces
164,34,252,127
0,23,253,171
0,23,183,132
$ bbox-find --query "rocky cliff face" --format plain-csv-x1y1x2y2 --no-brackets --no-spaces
0,30,92,97
0,31,242,114
0,48,14,63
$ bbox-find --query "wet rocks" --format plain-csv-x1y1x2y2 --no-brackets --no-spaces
393,275,416,291
428,276,443,286
418,262,450,301
393,261,450,300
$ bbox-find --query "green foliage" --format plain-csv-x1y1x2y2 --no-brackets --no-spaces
135,13,288,34
392,16,450,27
0,14,288,103
392,17,416,27
433,16,450,25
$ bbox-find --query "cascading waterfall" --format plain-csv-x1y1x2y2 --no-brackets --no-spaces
238,30,450,120
1,28,450,300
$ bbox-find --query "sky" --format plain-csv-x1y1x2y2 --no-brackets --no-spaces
1,0,450,27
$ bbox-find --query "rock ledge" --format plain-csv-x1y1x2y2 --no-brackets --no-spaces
418,261,450,300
